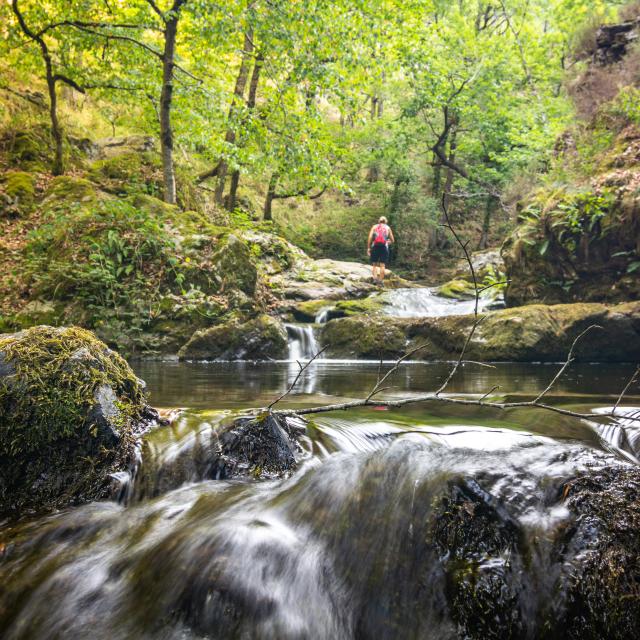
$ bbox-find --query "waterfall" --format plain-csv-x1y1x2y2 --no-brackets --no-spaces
315,308,332,324
285,323,321,361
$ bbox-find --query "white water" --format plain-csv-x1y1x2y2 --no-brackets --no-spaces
379,287,496,318
285,323,321,361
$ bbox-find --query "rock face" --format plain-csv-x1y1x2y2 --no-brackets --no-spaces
178,314,288,361
133,413,307,499
320,301,640,362
0,326,151,517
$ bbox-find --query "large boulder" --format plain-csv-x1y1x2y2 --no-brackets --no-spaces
319,301,640,362
212,234,258,296
0,326,152,517
321,316,408,359
178,314,288,361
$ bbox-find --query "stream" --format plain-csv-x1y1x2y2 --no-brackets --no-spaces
1,289,639,639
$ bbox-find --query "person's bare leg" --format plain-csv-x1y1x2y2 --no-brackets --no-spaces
380,263,386,281
372,263,378,280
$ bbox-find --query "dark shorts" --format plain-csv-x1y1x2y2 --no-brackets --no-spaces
370,244,389,265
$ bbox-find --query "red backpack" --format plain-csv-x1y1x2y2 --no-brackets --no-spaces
372,224,388,245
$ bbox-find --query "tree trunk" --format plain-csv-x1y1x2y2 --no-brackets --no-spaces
159,4,183,205
437,125,458,248
478,195,495,250
46,66,63,176
263,172,278,221
442,127,457,211
11,0,64,175
226,52,263,211
216,30,254,205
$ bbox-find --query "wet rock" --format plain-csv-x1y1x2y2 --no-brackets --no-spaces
320,300,640,362
0,325,151,517
178,314,288,361
212,414,304,480
320,316,407,359
556,466,640,639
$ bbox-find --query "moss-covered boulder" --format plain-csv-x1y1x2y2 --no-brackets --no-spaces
320,316,407,359
178,314,287,361
437,278,476,300
0,326,152,517
44,175,99,204
212,234,258,296
320,301,640,362
3,171,36,215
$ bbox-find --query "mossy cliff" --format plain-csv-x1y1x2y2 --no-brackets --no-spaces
0,326,152,517
503,21,640,307
320,301,640,362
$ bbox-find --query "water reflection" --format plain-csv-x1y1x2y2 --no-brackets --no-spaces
134,360,640,411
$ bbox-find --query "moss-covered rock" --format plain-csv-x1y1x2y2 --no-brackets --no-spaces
178,314,287,361
293,299,336,322
0,326,151,517
44,175,99,204
212,234,258,296
13,300,61,329
2,129,51,170
320,301,640,362
320,316,407,359
3,171,36,214
438,278,476,300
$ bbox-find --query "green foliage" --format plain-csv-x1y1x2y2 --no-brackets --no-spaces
0,325,144,457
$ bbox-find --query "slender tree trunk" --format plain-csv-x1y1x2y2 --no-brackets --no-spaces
263,172,278,221
437,125,458,248
12,0,64,175
442,127,457,212
159,4,184,205
46,65,64,176
478,194,495,250
227,52,262,211
216,30,253,205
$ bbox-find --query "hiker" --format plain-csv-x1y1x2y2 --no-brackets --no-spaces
367,216,395,283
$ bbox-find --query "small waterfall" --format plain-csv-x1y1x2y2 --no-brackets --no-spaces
315,308,333,324
285,323,321,361
380,287,495,318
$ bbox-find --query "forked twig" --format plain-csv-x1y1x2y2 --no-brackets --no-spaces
366,343,429,401
532,325,602,403
613,366,640,416
267,345,328,410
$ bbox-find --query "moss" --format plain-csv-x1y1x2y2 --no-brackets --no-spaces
335,297,384,316
45,176,99,204
4,171,36,212
0,326,144,457
178,314,287,360
131,193,177,218
212,234,258,295
13,300,61,329
5,129,51,170
320,316,406,359
90,152,144,181
438,278,476,300
294,299,336,322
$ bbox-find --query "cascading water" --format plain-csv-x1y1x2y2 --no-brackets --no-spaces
285,323,321,361
1,409,636,640
2,364,640,639
379,287,496,318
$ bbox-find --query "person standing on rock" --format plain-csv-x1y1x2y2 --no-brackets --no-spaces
367,216,395,283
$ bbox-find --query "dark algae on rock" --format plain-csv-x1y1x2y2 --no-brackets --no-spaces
0,325,153,517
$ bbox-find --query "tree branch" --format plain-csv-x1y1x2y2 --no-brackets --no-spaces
53,73,85,93
268,345,328,410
